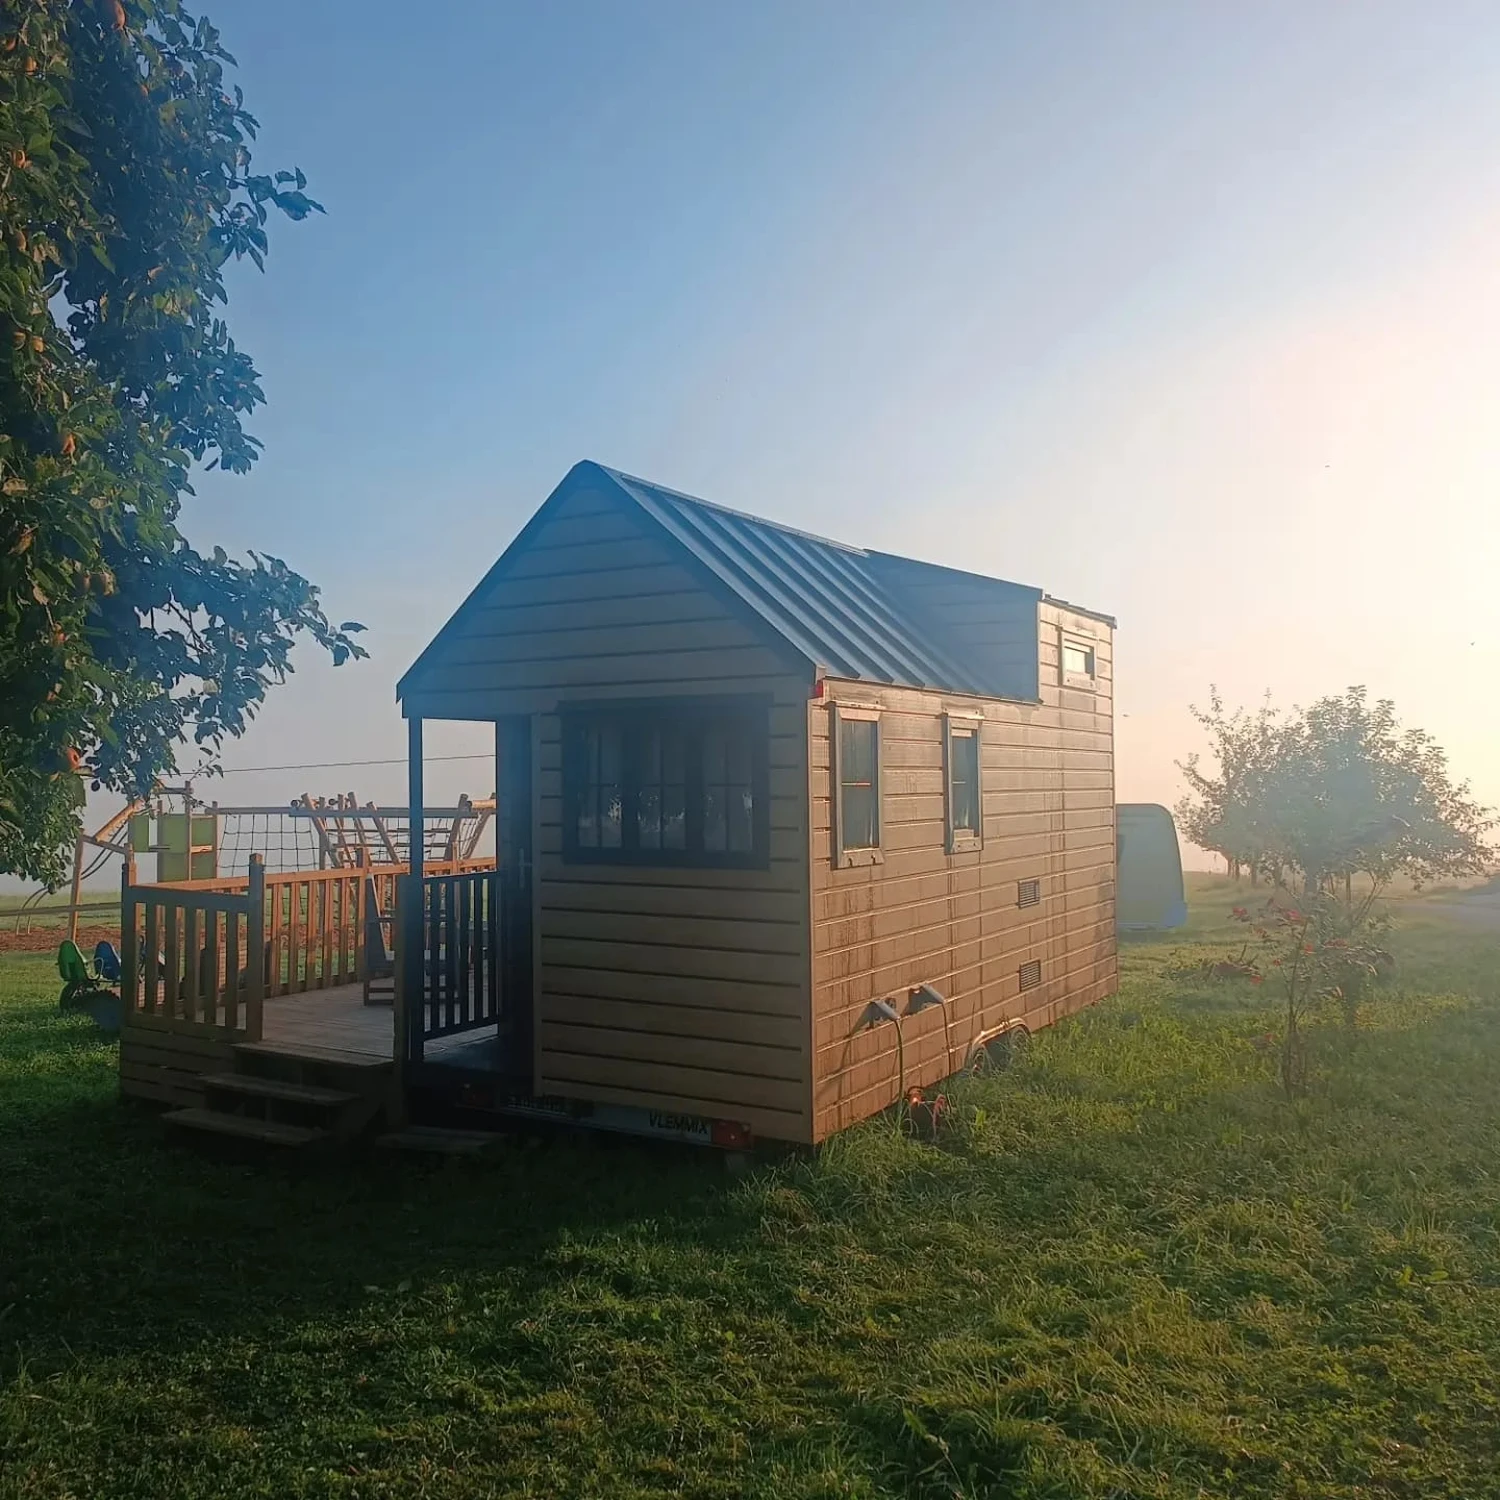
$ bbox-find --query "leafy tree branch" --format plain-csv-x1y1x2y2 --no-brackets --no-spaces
0,0,365,884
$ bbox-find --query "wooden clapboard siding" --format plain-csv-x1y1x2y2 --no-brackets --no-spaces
535,688,813,1143
401,478,817,1143
809,601,1117,1141
400,480,805,720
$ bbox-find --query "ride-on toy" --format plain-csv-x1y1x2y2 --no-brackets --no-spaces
57,939,123,1033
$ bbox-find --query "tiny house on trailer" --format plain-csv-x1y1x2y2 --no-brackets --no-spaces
395,461,1118,1146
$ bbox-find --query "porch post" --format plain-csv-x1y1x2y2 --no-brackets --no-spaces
245,854,265,1042
408,716,425,885
402,717,425,1085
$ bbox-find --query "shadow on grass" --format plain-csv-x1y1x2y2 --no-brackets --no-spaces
5,939,1499,1418
0,998,769,1383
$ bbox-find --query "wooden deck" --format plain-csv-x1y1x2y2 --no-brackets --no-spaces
255,984,394,1061
253,985,497,1067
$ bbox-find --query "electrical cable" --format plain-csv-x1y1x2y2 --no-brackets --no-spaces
209,753,491,776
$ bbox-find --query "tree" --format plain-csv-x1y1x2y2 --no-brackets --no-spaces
1179,686,1493,898
1263,687,1493,897
0,1,364,885
1175,688,1283,882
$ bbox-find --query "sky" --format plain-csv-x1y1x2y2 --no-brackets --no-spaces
59,0,1500,880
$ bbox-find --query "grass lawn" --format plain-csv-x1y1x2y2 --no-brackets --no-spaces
3,875,1500,1498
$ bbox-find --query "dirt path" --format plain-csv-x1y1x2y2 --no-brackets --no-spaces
0,924,121,954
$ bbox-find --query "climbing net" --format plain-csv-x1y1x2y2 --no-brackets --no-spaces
218,811,322,876
211,796,494,877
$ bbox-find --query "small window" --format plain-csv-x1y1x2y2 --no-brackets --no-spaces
1019,958,1042,991
563,701,767,868
944,716,982,852
833,707,881,865
1061,635,1096,687
1018,878,1041,909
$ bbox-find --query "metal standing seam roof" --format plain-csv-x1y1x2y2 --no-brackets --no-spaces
399,461,1102,704
603,466,1003,697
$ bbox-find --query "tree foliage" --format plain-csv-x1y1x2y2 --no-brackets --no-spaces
0,0,364,884
1178,686,1493,895
1175,689,1283,881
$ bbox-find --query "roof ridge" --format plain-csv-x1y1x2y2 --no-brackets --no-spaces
601,465,869,558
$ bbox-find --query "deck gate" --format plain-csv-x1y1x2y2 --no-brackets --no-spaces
400,869,505,1068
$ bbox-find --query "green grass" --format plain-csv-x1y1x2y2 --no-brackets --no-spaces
4,876,1500,1498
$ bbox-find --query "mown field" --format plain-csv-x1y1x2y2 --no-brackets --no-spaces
3,875,1499,1499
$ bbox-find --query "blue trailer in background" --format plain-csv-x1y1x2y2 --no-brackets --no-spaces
1117,803,1188,931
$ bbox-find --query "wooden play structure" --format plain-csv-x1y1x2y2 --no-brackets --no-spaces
116,460,1119,1151
33,786,493,942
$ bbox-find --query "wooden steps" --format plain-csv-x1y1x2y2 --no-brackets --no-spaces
162,1040,394,1157
164,1107,329,1150
203,1073,359,1110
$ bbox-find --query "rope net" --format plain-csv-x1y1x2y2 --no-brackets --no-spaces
218,812,321,876
211,796,493,877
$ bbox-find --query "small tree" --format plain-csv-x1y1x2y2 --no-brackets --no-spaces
0,2,365,885
1179,687,1493,899
1230,898,1394,1094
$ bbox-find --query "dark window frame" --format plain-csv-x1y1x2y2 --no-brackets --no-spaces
832,702,883,868
943,713,984,853
561,696,771,869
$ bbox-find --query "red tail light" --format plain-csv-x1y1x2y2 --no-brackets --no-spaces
711,1119,753,1149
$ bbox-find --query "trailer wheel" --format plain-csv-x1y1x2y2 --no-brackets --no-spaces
970,1024,1031,1073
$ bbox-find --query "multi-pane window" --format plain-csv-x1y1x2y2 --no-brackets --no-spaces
573,723,623,850
703,724,755,854
637,725,687,852
564,702,766,867
834,710,881,863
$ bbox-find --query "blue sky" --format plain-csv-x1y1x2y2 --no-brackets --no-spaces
125,0,1500,854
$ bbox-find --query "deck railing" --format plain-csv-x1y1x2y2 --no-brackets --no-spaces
122,855,494,1046
262,868,364,998
122,858,266,1039
397,868,504,1063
